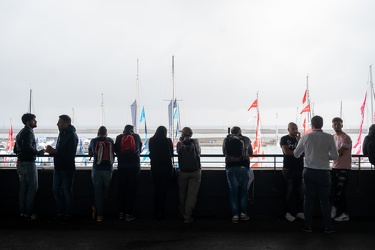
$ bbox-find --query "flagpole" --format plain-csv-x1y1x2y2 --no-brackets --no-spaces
171,55,175,142
100,93,104,126
306,75,311,121
28,89,32,113
370,65,374,124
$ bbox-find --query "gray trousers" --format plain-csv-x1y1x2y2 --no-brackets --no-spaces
178,169,201,220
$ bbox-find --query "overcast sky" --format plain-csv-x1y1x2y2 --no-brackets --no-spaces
1,0,375,132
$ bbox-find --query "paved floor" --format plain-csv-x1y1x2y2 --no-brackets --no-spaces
1,214,375,249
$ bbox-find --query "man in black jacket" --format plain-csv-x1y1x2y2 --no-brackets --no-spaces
14,113,45,220
46,114,78,224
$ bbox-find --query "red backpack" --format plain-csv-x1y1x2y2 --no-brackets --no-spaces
95,139,114,165
120,134,136,154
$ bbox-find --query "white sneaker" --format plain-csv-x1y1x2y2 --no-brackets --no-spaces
296,212,305,220
334,213,349,222
240,213,250,221
232,215,239,223
331,206,337,219
285,213,296,222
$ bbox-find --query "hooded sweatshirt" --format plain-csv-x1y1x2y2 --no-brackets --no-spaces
53,125,78,171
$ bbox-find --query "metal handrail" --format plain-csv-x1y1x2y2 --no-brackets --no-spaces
0,154,372,170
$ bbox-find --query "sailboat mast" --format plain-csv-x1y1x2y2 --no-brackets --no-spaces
340,101,343,118
370,65,374,123
136,59,140,133
100,93,104,126
28,89,32,113
171,55,175,141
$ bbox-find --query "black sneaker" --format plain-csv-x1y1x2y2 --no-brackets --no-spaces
47,215,63,224
24,214,38,221
302,227,312,233
61,216,72,224
324,228,335,233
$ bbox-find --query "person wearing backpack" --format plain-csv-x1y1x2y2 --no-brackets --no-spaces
114,124,142,221
149,126,174,220
176,127,201,223
88,126,115,222
222,126,253,223
363,124,375,165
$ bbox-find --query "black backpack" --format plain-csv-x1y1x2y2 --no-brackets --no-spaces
178,139,200,173
225,134,246,163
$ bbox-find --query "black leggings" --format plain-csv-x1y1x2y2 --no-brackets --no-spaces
331,169,350,215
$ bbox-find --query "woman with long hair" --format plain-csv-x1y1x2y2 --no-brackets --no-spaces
149,126,174,220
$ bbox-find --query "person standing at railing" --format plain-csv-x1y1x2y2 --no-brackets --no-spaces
177,127,201,223
222,126,253,224
148,126,174,220
114,124,142,222
88,126,114,222
280,122,304,222
294,115,339,233
46,114,78,224
330,117,352,222
362,124,375,165
13,113,45,221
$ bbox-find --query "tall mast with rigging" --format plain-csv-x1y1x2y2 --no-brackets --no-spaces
171,55,175,141
370,65,374,124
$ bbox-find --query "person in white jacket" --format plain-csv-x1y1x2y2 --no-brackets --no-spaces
294,115,339,233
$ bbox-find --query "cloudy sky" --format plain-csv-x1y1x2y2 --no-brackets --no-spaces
1,0,375,132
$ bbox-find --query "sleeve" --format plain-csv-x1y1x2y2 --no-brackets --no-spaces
176,141,181,154
22,130,39,157
293,137,304,158
247,138,253,156
363,136,369,156
280,136,286,147
342,135,352,149
222,138,227,155
329,136,339,160
168,139,174,157
88,139,95,157
114,135,122,156
194,139,201,155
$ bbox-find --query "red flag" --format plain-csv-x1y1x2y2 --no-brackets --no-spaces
247,99,258,111
353,92,367,153
300,104,310,114
302,90,307,104
6,124,14,151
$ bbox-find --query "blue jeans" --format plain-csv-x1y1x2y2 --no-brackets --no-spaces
226,166,250,217
282,168,303,214
303,168,332,229
92,169,113,216
17,161,38,216
53,169,75,216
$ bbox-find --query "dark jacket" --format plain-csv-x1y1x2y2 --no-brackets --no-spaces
53,125,79,171
222,134,253,168
149,136,173,171
363,132,375,156
13,126,40,162
114,129,142,167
